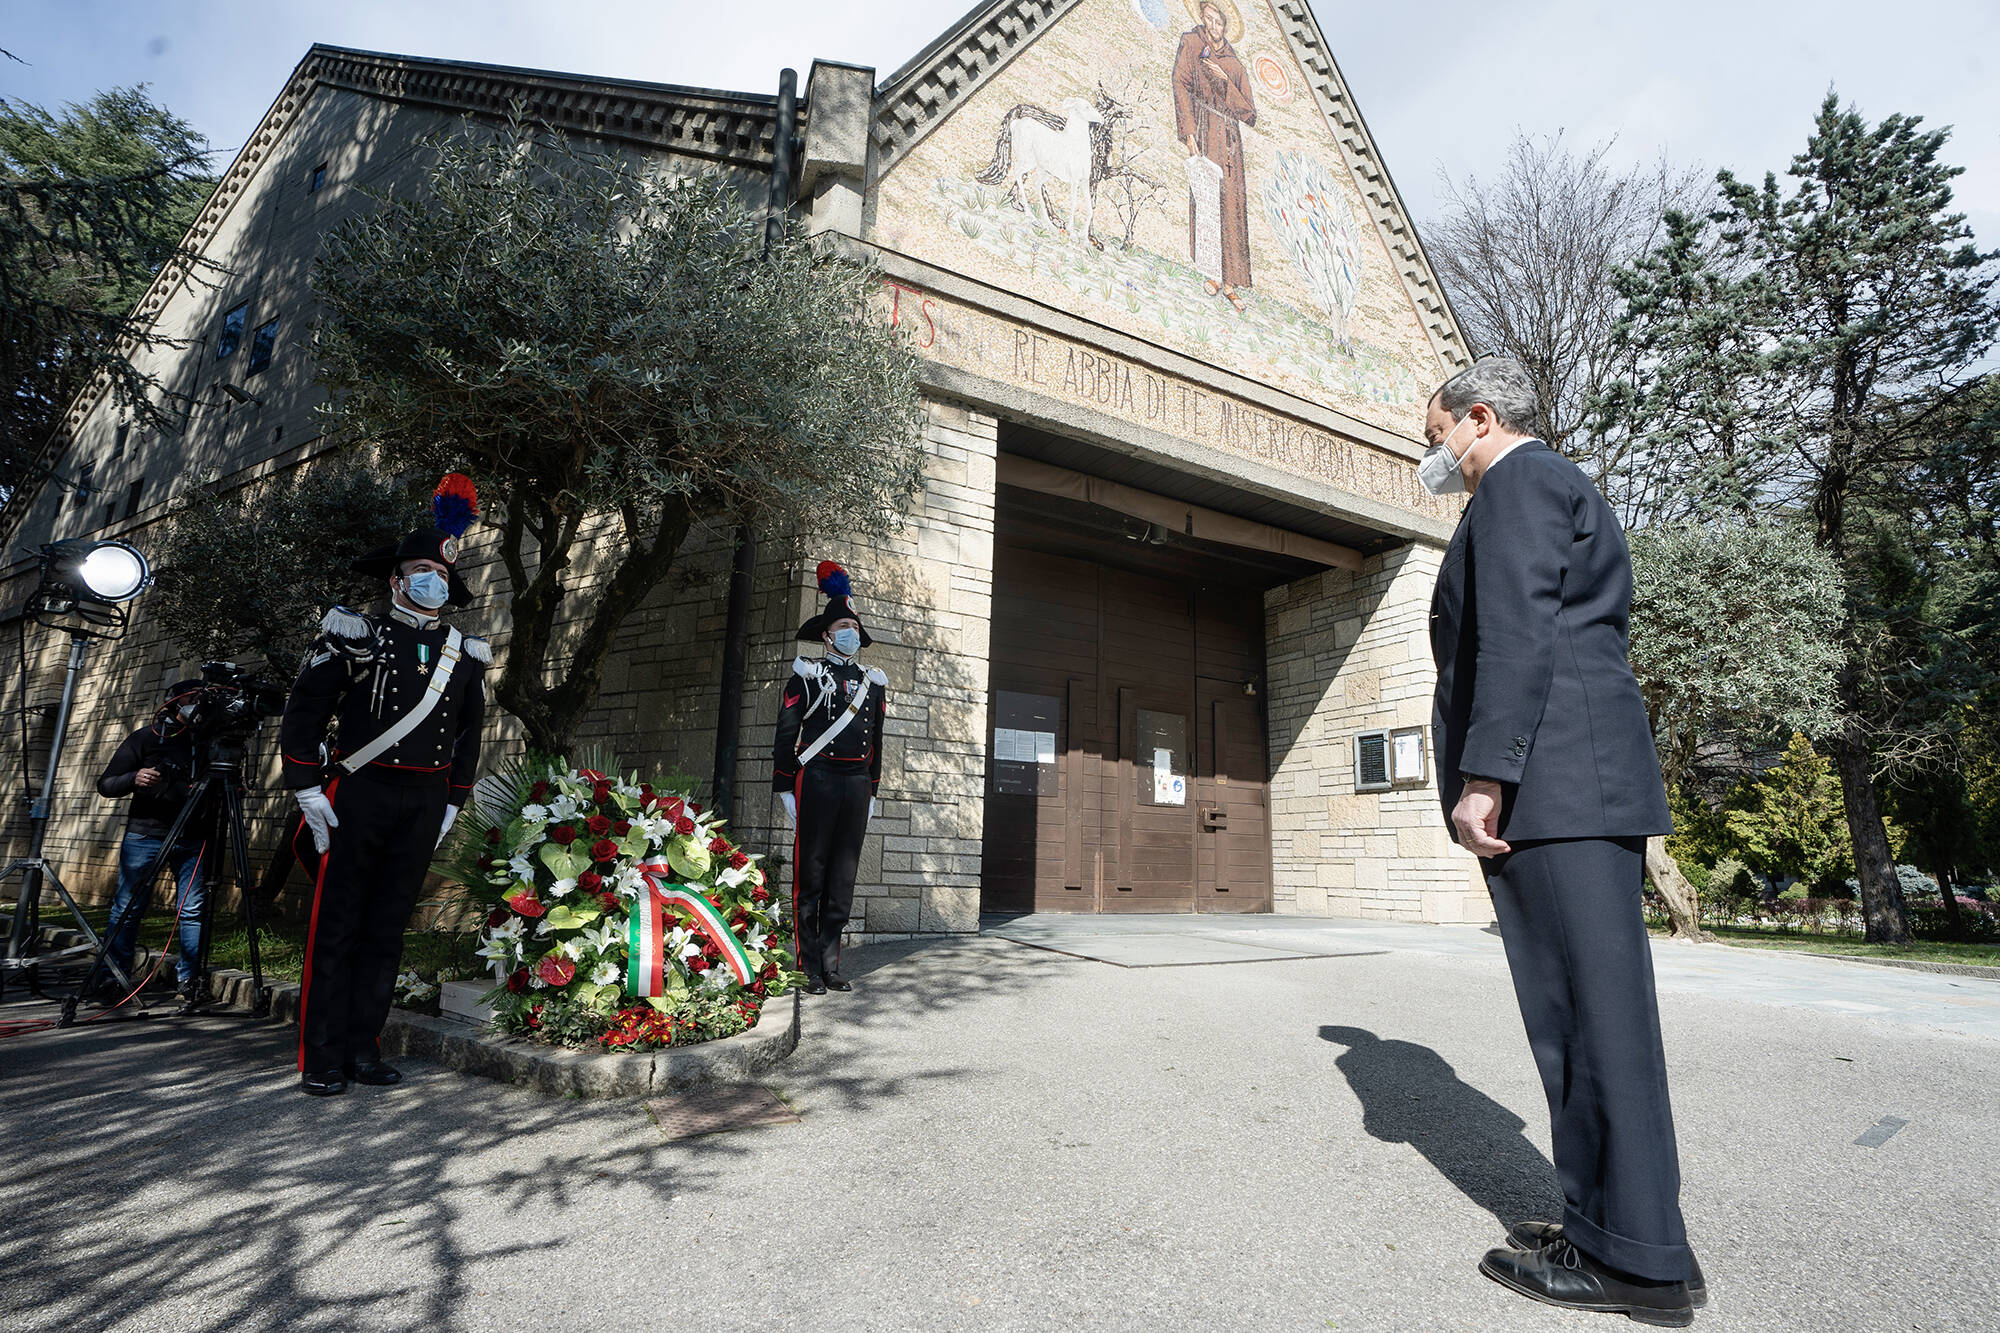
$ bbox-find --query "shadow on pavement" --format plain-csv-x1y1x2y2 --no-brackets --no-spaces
1319,1024,1563,1228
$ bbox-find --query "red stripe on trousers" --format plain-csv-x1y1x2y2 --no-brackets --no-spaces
295,777,340,1072
792,770,805,977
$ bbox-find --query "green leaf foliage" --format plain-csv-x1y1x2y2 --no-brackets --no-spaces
1724,733,1855,892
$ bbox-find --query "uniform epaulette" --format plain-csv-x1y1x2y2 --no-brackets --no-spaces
866,666,888,688
463,636,493,665
792,654,822,678
320,606,373,640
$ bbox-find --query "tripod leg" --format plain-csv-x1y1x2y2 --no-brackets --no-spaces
77,778,216,1007
224,784,270,1017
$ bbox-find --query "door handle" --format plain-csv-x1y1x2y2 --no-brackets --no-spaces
1201,807,1227,831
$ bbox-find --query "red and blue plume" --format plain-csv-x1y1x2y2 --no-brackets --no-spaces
431,473,479,538
816,560,851,599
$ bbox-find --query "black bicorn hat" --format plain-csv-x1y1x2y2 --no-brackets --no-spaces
796,560,873,647
350,474,480,607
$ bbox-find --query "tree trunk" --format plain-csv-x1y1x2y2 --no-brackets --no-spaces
1934,861,1965,941
1645,836,1711,942
1825,728,1911,944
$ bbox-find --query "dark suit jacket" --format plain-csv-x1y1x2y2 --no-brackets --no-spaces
1429,442,1670,843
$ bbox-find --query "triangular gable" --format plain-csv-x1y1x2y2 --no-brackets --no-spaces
868,0,1468,441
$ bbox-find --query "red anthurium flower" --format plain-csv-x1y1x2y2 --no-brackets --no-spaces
590,838,619,862
535,955,576,987
661,796,685,821
549,825,577,845
577,871,603,891
506,891,545,918
587,814,612,835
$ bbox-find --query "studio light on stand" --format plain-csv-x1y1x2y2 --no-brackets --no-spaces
1,539,152,995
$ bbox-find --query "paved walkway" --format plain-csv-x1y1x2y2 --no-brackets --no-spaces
2,919,1995,1332
986,913,2000,1039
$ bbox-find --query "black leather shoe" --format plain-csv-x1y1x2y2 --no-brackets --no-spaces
824,973,852,992
300,1070,349,1097
1480,1238,1694,1326
1508,1221,1707,1307
803,977,828,995
345,1060,402,1086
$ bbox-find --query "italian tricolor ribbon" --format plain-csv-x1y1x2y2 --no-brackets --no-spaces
623,859,756,996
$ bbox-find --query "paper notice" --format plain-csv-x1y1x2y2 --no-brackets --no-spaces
1033,731,1057,765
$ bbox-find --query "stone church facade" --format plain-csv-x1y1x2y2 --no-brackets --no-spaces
0,0,1491,937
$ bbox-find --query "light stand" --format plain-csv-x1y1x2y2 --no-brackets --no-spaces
0,540,151,997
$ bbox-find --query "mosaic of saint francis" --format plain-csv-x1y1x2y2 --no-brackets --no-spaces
1172,0,1256,314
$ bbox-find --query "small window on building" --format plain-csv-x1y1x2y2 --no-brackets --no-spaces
111,423,130,461
217,302,248,359
309,162,328,193
102,502,117,530
247,318,279,374
124,479,145,519
72,460,96,511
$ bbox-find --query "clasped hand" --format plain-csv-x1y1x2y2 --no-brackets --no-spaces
1451,778,1511,858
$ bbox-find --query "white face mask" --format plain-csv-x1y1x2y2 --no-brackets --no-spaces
1417,414,1473,496
401,570,450,610
828,627,862,657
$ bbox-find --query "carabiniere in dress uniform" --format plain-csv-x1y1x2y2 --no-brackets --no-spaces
279,474,491,1097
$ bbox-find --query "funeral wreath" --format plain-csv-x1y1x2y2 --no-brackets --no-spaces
438,756,799,1049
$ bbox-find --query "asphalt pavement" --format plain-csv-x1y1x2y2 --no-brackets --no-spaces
1,918,1995,1332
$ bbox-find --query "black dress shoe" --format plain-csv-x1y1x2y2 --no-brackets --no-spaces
803,977,828,995
300,1070,349,1097
824,973,852,992
1508,1221,1707,1307
345,1060,402,1086
1480,1238,1694,1327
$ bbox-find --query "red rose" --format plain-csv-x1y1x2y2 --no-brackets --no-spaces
485,826,502,845
751,885,770,903
530,781,550,800
486,908,508,928
505,890,545,918
577,871,603,891
639,783,654,797
507,969,528,993
598,892,620,913
688,956,709,972
535,955,576,987
760,962,779,980
613,820,631,836
708,836,731,855
751,981,767,998
590,838,619,862
690,803,704,816
549,825,577,845
587,814,612,835
593,784,612,805
729,851,750,870
673,816,695,837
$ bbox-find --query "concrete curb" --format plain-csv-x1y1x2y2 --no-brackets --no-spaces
203,967,802,1097
1796,952,2000,981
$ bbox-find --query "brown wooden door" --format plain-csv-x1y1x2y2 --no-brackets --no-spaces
1195,677,1273,911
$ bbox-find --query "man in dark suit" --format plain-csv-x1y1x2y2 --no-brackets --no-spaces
1424,357,1702,1326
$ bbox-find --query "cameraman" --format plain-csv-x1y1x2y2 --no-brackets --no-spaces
94,679,207,1003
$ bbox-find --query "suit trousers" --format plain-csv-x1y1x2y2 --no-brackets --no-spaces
296,773,445,1073
790,764,871,979
1483,836,1694,1282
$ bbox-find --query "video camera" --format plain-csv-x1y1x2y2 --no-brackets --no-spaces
171,661,288,741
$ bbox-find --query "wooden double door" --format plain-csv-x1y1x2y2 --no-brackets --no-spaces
981,543,1273,914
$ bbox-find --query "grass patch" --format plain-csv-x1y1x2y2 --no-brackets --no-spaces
74,907,482,985
1653,924,2000,968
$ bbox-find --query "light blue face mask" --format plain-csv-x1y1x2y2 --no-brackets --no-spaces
829,626,862,656
402,570,450,610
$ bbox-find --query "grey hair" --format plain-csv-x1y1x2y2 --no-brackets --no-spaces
1432,357,1538,433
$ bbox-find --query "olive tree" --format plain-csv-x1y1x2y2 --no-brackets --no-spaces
312,113,926,754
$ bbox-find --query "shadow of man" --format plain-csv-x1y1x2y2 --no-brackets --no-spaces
1320,1024,1562,1230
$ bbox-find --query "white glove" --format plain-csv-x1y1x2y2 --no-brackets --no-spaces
869,798,878,820
779,792,797,828
296,785,339,854
438,804,460,848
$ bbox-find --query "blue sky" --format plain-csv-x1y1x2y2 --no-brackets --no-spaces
5,0,1996,250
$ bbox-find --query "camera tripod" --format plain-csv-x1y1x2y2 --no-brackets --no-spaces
60,736,272,1027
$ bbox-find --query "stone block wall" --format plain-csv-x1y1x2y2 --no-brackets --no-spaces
1263,543,1490,924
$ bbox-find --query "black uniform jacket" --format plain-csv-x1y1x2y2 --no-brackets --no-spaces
772,654,887,795
1429,441,1671,843
279,605,489,801
97,722,198,838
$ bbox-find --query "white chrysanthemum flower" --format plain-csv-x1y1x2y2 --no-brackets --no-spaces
486,917,525,942
520,803,551,824
590,961,620,987
547,876,578,899
529,972,547,989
